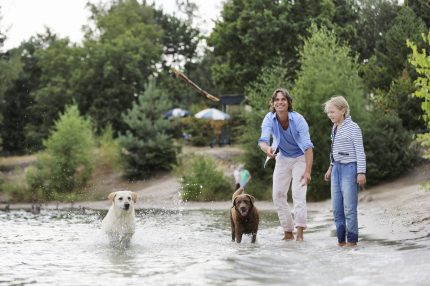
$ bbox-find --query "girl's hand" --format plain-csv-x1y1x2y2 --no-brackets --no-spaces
357,174,366,186
324,167,332,181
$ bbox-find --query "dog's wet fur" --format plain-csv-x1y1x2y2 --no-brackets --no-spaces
102,190,137,247
230,188,259,243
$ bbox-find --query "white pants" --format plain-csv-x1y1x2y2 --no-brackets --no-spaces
273,154,307,231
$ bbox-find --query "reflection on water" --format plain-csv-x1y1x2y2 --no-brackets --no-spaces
0,208,429,285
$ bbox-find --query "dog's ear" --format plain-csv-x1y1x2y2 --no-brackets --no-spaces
232,188,244,205
233,197,238,207
131,192,137,203
107,192,116,202
246,194,255,206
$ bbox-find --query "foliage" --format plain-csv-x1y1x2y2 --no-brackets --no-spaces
407,31,430,126
208,0,342,93
293,24,367,201
408,30,430,189
354,0,400,62
404,0,430,30
96,124,122,171
360,5,427,91
180,155,232,201
24,33,79,152
1,180,34,203
0,47,22,151
362,111,420,185
26,104,95,200
1,41,41,154
371,78,425,132
119,79,178,179
77,0,164,133
153,6,201,68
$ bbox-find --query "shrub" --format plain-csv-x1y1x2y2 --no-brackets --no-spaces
26,104,95,200
180,155,232,201
363,111,420,185
96,124,122,171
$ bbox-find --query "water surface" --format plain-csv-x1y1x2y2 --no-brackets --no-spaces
1,208,429,285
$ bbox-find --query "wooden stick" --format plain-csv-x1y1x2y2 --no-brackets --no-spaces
171,68,220,102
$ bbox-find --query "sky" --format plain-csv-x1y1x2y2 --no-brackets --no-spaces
0,0,223,50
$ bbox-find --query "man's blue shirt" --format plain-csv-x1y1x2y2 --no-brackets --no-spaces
258,111,314,156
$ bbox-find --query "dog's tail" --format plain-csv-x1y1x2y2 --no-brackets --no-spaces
231,187,245,202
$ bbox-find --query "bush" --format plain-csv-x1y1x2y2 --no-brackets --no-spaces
26,104,95,200
180,155,232,201
363,111,420,185
1,180,34,202
96,124,122,171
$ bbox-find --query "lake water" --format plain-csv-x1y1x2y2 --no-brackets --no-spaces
1,207,429,285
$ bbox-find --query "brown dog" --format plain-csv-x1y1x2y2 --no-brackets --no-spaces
230,188,259,243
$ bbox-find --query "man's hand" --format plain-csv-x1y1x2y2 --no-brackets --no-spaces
266,146,276,159
300,171,311,186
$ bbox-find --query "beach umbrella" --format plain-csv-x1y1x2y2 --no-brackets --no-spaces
164,108,190,119
194,108,230,120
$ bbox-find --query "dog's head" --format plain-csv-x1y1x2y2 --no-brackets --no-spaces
107,190,137,212
233,194,255,217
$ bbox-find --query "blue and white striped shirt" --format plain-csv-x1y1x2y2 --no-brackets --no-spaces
330,116,366,174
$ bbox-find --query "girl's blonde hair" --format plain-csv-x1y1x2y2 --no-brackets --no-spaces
323,96,350,117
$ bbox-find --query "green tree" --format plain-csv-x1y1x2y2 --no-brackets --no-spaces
408,31,430,169
408,32,430,125
76,0,164,132
23,31,80,152
208,0,338,93
0,13,23,151
404,0,430,29
360,5,426,91
362,111,419,185
354,0,399,62
26,104,95,199
0,52,22,152
293,24,367,200
153,4,209,107
119,79,178,179
371,78,425,132
1,40,41,154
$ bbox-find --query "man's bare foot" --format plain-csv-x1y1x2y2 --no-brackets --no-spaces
282,231,294,240
338,242,346,247
345,242,357,247
296,227,304,241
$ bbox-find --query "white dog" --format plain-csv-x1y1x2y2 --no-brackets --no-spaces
102,190,137,246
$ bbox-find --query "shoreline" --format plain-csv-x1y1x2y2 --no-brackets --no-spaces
1,164,429,246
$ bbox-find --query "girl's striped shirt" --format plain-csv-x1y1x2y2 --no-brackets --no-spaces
330,116,366,174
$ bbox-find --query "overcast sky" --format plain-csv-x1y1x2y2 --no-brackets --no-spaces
1,0,223,50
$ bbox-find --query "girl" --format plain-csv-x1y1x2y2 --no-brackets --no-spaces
323,96,366,246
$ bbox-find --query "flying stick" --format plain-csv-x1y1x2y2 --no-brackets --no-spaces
171,68,220,102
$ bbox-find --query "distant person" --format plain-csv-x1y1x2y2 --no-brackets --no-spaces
323,96,366,247
233,164,251,190
258,88,314,241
